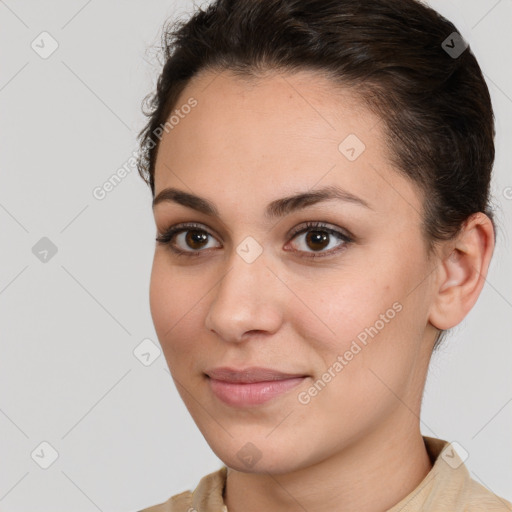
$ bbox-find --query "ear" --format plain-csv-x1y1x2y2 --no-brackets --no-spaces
429,212,495,331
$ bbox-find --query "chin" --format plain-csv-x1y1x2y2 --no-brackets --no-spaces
205,434,313,475
223,454,302,474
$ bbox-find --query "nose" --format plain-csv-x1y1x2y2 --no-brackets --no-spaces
204,249,285,343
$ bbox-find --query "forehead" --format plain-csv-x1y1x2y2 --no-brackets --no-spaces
153,68,421,219
170,68,375,139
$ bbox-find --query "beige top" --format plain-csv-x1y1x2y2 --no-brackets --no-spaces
139,437,512,512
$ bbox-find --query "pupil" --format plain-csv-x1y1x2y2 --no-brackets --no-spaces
307,231,328,251
186,230,208,249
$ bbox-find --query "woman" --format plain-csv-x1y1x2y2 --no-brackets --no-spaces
136,0,511,510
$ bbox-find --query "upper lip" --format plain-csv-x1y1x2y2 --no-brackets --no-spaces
205,366,308,383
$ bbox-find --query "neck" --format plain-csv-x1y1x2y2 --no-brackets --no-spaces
224,420,433,512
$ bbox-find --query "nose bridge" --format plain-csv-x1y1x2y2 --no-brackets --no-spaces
204,245,283,341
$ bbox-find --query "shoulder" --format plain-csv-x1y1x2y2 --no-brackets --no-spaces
420,437,512,511
389,437,512,512
136,489,192,512
137,466,228,512
456,475,512,511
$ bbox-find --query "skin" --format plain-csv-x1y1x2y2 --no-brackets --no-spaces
149,68,494,512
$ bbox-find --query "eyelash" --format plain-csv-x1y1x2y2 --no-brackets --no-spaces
155,221,353,259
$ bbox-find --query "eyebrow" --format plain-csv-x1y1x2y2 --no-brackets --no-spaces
152,184,372,219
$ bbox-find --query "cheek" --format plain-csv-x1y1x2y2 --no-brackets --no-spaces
292,252,427,385
149,255,199,360
149,255,171,337
290,272,399,358
149,253,227,382
289,275,423,429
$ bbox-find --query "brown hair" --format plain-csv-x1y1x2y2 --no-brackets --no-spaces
137,0,496,350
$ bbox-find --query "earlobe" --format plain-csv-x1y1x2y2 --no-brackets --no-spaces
429,213,495,331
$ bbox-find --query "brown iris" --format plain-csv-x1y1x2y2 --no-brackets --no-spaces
186,230,209,250
305,230,329,251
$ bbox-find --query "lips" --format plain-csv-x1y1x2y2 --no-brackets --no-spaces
204,366,308,383
205,366,309,407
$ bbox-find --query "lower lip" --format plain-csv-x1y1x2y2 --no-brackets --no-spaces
208,376,307,407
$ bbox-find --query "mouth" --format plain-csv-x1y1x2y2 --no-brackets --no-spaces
204,366,309,407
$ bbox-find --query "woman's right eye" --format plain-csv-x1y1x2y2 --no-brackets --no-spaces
155,223,221,257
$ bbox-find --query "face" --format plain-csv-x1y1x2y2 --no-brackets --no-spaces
150,69,439,474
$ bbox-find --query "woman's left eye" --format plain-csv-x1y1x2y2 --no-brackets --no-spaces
155,221,353,259
286,221,352,257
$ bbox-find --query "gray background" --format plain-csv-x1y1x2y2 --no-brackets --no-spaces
0,0,511,510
